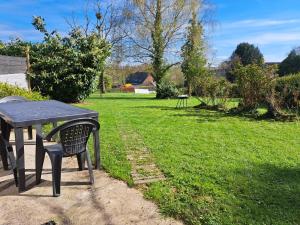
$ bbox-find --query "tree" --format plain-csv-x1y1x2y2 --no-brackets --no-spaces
29,16,111,103
225,43,264,82
232,43,264,66
0,38,31,57
278,47,300,76
123,0,195,98
66,0,127,93
181,2,207,95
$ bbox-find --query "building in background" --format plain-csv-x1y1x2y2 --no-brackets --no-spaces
0,55,28,89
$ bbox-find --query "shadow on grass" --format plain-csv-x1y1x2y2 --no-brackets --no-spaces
229,163,300,223
88,95,155,100
132,104,290,123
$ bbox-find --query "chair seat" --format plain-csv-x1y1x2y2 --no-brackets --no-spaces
44,143,63,153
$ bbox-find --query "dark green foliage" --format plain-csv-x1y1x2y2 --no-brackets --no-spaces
225,43,264,82
156,81,179,99
0,82,46,100
0,38,32,57
278,48,300,76
181,9,206,95
29,16,111,103
275,73,300,109
234,64,274,110
232,43,264,66
194,75,231,109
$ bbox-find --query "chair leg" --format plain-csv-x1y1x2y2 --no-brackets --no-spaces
76,153,85,171
86,149,94,185
35,149,45,185
0,140,8,170
27,126,33,140
7,145,18,187
49,152,63,197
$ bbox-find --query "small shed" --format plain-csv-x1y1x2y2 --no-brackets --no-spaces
0,55,28,89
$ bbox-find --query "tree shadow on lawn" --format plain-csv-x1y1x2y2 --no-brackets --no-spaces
132,105,290,123
228,163,300,223
88,95,155,100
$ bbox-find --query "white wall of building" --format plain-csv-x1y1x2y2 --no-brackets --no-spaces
0,73,28,89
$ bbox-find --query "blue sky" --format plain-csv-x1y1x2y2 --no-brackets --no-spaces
211,0,300,64
1,0,300,65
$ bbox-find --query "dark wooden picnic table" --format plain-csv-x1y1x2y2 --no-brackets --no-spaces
0,100,100,192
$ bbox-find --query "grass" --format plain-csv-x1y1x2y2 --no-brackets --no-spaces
79,92,300,225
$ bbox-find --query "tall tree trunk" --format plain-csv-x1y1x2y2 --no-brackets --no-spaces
152,0,165,98
99,69,105,94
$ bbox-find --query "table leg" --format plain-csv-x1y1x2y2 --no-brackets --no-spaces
0,119,9,170
92,116,100,169
35,124,45,184
15,127,25,192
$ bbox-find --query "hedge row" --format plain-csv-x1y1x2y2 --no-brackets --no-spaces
0,82,46,101
274,73,300,109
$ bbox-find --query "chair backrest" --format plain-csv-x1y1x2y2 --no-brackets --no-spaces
45,119,100,157
0,96,28,104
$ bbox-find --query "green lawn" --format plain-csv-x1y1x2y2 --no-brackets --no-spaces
81,92,300,225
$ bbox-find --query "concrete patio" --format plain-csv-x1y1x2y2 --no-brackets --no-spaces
0,134,182,225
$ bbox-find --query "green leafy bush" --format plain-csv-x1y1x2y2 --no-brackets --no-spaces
278,48,300,76
194,75,231,108
229,83,240,98
234,64,275,110
29,16,111,103
156,81,179,99
0,82,46,100
275,73,300,109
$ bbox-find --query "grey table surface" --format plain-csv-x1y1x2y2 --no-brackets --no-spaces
0,100,100,192
0,100,98,127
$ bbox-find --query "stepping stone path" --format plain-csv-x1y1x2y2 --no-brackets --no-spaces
120,126,166,185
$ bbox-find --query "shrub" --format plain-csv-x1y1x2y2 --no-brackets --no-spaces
121,83,135,93
234,64,275,110
274,73,300,109
30,16,111,103
229,83,240,98
194,75,231,108
0,82,46,101
278,48,300,76
156,81,179,99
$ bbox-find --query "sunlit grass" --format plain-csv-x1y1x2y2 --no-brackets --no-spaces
82,92,300,225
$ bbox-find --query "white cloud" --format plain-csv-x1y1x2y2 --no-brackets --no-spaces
222,19,300,29
0,24,42,41
217,30,300,46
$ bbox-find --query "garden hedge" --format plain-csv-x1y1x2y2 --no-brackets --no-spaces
0,82,46,101
275,73,300,109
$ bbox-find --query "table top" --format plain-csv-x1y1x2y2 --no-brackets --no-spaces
0,100,98,127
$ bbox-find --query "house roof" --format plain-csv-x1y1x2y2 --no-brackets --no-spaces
126,72,151,85
0,55,26,74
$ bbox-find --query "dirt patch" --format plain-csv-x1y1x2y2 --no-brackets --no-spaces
0,136,182,225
